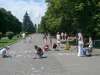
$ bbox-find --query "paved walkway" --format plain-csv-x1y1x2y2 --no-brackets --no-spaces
0,34,100,75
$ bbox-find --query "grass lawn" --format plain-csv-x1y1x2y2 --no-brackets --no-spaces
0,36,20,48
65,39,100,49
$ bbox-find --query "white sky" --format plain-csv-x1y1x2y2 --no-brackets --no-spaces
0,0,47,24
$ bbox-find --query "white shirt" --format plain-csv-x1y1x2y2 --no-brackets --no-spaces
0,48,6,55
56,34,60,40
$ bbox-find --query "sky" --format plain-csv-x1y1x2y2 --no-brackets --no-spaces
0,0,47,24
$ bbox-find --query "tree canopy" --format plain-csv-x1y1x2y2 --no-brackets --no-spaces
39,0,100,38
0,8,22,34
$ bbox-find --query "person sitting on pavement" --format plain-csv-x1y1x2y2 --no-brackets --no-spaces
0,46,10,58
83,37,93,56
34,45,44,58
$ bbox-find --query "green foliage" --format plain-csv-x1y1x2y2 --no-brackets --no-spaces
40,0,100,38
0,8,22,34
0,35,20,47
6,32,14,39
0,32,2,40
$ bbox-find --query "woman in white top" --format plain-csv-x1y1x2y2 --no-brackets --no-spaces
77,32,84,56
0,46,9,57
56,32,61,47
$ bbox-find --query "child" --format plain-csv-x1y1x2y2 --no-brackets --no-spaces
34,45,43,58
85,37,93,56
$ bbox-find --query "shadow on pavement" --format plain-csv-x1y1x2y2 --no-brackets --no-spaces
3,55,12,58
41,56,47,58
92,54,100,56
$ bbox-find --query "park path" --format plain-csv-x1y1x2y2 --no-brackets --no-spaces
0,34,100,75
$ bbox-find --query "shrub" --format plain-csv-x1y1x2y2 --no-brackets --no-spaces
0,32,2,40
6,32,14,39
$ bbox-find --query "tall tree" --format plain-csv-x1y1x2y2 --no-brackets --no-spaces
0,8,22,33
23,12,35,33
40,0,100,38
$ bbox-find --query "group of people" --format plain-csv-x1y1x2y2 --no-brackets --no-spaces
56,32,68,47
0,32,93,59
34,32,68,59
77,32,93,57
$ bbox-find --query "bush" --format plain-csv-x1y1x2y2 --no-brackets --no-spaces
0,32,2,40
6,32,14,39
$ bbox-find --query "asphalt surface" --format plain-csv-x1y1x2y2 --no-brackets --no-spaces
0,34,100,75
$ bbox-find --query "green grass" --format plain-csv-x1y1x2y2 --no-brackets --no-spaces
94,41,100,49
69,40,77,46
0,36,20,48
68,40,100,49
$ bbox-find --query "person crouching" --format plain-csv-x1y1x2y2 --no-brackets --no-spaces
0,46,9,58
34,45,43,58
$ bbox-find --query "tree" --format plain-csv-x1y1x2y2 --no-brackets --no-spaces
40,0,100,38
23,12,36,33
0,8,22,34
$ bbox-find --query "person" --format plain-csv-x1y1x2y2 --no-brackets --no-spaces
56,32,61,47
28,36,32,43
0,46,9,58
61,32,64,40
22,33,25,39
48,33,52,48
64,33,67,41
34,45,43,58
86,37,93,56
77,32,84,56
43,33,48,46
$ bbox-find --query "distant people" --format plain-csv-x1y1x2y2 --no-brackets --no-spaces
77,32,84,56
22,33,26,39
34,45,44,58
28,36,32,43
56,32,61,47
48,33,52,48
88,37,93,52
84,37,93,56
43,33,48,46
64,33,67,41
61,32,64,40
